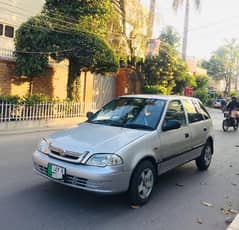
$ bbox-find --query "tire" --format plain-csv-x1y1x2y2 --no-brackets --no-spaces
196,141,213,171
222,120,229,132
233,119,238,131
128,160,156,205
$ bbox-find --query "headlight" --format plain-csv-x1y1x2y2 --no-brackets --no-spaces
37,138,50,154
86,154,123,167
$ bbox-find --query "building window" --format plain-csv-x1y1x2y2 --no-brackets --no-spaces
5,25,14,38
0,24,3,36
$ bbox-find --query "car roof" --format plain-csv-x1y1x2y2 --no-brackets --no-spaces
120,94,198,101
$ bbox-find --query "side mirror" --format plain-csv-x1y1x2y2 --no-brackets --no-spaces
162,120,181,131
86,112,94,119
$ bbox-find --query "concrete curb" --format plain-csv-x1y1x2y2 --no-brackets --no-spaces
0,117,87,135
227,214,239,230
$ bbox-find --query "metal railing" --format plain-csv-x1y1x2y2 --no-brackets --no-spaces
0,49,15,60
0,102,97,122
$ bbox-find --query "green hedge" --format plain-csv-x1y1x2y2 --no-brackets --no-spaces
0,94,70,104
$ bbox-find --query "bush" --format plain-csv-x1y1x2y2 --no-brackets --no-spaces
194,89,209,104
143,85,167,95
23,94,51,105
0,95,21,104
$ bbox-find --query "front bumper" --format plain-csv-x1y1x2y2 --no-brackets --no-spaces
33,151,130,194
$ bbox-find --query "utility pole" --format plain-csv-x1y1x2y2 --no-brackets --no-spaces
182,0,189,60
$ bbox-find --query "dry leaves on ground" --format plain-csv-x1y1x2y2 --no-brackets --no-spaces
201,201,214,207
196,218,203,224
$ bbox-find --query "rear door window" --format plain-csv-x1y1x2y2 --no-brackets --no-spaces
182,99,204,123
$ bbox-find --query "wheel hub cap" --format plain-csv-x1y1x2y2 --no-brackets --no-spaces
138,168,154,200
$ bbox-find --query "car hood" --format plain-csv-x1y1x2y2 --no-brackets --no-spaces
48,122,148,154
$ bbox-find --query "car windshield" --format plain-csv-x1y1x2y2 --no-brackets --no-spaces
87,97,166,130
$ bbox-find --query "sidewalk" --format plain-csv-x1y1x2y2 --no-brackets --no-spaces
227,214,239,230
0,117,86,135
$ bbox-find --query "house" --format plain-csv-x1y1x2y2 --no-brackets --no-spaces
0,0,44,52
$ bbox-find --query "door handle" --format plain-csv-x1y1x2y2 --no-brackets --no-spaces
185,133,190,138
203,127,207,132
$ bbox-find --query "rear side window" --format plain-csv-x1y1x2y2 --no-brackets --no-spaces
5,25,14,38
182,99,204,123
0,24,3,35
199,101,210,119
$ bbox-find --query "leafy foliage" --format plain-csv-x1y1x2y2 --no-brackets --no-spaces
202,39,239,95
15,1,119,101
0,95,21,104
194,89,209,104
15,17,50,78
144,27,195,95
159,26,180,49
194,73,209,90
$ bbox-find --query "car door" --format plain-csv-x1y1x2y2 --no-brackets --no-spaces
158,100,192,174
182,99,208,150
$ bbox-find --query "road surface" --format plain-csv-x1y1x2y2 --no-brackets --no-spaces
0,108,238,230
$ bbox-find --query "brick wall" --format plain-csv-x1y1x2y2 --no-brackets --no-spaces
0,60,13,95
0,59,68,99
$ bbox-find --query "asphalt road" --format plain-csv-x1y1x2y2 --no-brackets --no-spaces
0,108,239,230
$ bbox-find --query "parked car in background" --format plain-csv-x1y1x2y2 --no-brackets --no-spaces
33,95,214,205
212,98,226,109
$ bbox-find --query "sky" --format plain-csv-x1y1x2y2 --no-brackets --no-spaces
144,0,239,60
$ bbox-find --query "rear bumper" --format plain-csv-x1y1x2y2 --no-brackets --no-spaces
33,151,130,194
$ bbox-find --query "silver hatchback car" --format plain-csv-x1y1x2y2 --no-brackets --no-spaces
33,95,214,205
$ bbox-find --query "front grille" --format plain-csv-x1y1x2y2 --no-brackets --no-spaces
34,163,98,189
34,163,48,176
50,150,79,160
64,175,88,187
48,144,87,163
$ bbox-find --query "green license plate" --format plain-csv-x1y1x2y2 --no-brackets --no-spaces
47,163,65,180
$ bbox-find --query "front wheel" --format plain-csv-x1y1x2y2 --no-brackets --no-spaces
196,141,213,171
128,160,156,205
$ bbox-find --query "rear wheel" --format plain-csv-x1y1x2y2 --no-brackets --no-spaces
128,160,156,205
233,119,238,131
222,120,229,132
196,141,213,171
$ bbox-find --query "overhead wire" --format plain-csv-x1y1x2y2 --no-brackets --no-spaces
0,3,180,59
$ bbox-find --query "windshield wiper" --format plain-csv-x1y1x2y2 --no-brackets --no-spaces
123,124,154,131
88,119,124,127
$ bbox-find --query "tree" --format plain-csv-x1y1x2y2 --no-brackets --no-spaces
159,26,180,49
144,26,195,95
15,1,119,100
194,73,209,90
172,0,201,60
144,41,194,95
203,39,239,96
15,17,51,96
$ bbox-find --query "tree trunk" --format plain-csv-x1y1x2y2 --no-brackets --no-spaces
224,74,230,96
182,0,189,61
67,58,81,101
235,74,238,92
120,0,126,34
